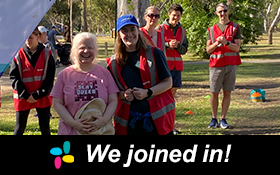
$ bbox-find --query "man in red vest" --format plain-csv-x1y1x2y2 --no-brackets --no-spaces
206,3,241,129
157,4,188,97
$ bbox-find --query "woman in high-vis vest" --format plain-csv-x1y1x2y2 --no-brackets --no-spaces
9,27,55,135
107,14,175,135
141,6,165,53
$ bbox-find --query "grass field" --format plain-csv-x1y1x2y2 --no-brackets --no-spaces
0,33,279,135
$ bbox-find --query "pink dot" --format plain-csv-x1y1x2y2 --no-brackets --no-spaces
54,156,62,169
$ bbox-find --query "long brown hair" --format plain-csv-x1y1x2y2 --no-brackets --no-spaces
114,29,148,66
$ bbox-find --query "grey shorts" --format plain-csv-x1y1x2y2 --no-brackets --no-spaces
209,65,237,92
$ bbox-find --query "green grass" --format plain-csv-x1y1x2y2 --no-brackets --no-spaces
175,63,280,135
0,95,59,135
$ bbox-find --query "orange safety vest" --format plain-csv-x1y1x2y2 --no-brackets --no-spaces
208,21,241,67
107,46,175,135
159,24,185,71
13,47,52,111
140,27,166,54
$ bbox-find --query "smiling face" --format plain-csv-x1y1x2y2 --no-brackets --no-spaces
75,37,96,64
216,5,230,22
168,10,182,27
119,25,139,51
145,8,160,28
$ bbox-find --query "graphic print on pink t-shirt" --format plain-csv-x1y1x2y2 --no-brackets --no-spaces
74,81,99,101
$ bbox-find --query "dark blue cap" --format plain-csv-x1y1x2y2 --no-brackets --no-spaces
117,14,139,32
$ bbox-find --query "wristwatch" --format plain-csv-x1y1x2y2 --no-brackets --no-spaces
147,88,153,98
225,41,230,46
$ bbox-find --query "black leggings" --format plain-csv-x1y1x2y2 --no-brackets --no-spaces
14,106,51,135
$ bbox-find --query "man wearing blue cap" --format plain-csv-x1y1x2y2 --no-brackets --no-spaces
107,14,175,135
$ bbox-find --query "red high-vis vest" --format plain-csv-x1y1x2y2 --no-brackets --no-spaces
13,47,52,111
107,46,175,135
140,27,166,54
208,21,241,67
159,24,185,71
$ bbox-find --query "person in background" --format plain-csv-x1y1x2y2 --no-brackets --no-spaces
47,25,60,63
107,14,175,135
38,26,56,60
157,4,188,97
141,6,165,53
157,4,188,135
51,32,118,135
9,27,55,135
206,2,241,129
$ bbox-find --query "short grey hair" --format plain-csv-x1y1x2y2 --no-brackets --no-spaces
216,2,228,11
70,32,98,64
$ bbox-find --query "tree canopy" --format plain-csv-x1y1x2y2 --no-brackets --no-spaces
41,0,280,59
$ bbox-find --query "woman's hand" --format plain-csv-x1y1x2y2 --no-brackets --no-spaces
84,115,107,132
71,118,93,134
124,89,134,101
132,87,148,100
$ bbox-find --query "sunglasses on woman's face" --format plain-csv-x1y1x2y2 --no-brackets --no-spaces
147,14,160,19
218,9,228,13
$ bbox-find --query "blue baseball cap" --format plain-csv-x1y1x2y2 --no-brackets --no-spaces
117,14,139,32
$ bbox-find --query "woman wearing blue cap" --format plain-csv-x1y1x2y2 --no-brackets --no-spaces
107,14,175,135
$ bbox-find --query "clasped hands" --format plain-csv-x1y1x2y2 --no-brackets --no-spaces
216,34,228,45
123,87,148,101
168,39,179,49
72,115,106,135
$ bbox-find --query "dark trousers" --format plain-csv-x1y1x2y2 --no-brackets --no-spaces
14,106,51,135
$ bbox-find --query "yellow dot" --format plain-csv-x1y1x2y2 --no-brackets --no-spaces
62,155,74,163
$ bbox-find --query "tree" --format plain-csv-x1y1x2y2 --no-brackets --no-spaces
151,0,266,58
268,5,280,44
86,0,115,34
117,0,150,27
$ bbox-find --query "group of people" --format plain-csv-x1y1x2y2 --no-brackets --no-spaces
9,2,241,135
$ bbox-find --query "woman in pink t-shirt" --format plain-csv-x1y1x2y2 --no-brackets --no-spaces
50,32,119,135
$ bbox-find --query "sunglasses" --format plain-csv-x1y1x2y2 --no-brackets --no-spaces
147,14,160,19
218,9,228,13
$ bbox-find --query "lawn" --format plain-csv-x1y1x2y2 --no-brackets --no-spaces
0,33,279,135
175,63,280,135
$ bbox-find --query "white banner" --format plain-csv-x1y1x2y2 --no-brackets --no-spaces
0,0,55,77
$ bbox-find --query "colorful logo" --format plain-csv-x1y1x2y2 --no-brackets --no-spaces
50,141,74,169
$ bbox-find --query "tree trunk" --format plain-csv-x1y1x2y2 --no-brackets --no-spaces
264,2,272,33
268,5,280,44
82,0,88,32
117,0,150,27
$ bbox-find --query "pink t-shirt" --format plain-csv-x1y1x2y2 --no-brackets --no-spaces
50,64,119,135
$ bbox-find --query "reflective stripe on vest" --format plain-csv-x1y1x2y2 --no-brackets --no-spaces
114,115,128,127
151,101,175,120
210,52,240,59
166,57,183,61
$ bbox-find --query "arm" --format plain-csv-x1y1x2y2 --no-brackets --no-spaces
227,39,241,52
175,34,188,55
206,39,221,54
